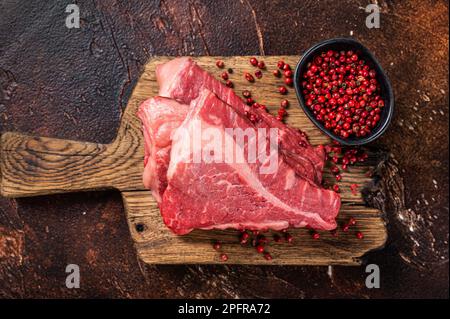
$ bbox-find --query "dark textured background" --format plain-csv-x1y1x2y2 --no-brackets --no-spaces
0,0,448,298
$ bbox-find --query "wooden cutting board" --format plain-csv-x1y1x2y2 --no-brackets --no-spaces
0,56,387,265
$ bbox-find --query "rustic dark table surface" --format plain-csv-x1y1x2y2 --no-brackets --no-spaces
0,0,448,298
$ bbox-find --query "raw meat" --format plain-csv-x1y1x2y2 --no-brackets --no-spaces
137,96,189,203
161,89,340,234
156,57,326,185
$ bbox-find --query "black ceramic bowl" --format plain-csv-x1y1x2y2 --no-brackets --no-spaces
293,38,394,146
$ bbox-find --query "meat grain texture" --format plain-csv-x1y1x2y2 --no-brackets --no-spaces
138,58,340,234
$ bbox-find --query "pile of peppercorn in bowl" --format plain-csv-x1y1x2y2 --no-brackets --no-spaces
294,38,394,146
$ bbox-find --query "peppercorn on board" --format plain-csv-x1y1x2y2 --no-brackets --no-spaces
0,56,387,265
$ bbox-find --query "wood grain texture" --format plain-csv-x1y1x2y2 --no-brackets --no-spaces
124,190,387,265
0,56,387,265
0,132,142,197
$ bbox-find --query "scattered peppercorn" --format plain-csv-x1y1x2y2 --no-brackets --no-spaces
264,252,273,260
284,70,293,78
285,77,293,86
278,108,287,117
245,72,255,82
256,245,265,253
331,165,340,174
350,183,359,195
216,60,225,68
281,99,289,108
278,86,288,94
240,232,250,244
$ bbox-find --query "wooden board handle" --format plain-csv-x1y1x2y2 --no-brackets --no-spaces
0,132,143,197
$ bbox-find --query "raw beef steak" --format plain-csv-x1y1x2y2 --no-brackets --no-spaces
156,57,326,185
137,96,189,203
161,89,340,234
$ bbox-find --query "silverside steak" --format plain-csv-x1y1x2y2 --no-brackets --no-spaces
137,58,340,235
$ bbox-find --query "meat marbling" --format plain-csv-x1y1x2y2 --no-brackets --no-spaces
137,96,189,203
156,57,326,185
161,89,340,234
137,58,341,235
